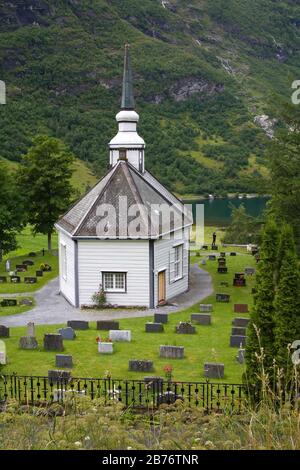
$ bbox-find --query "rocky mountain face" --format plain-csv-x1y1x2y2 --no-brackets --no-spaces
0,0,299,195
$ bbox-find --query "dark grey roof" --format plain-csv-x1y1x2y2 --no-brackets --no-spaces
56,161,192,238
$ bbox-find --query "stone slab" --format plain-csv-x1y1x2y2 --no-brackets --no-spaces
67,320,89,330
109,330,131,342
159,345,184,359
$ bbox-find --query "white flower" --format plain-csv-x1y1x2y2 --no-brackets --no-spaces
74,441,82,447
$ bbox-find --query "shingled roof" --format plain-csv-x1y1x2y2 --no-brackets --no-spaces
55,161,192,239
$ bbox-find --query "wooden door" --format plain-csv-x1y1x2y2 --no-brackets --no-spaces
158,270,166,304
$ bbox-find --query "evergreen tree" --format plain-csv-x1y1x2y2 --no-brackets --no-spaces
276,223,295,283
245,219,279,388
18,136,75,250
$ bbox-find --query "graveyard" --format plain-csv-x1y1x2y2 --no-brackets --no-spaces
0,247,255,383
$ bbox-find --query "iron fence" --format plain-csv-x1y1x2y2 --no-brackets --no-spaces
0,374,249,412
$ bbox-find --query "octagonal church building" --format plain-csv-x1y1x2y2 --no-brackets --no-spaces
55,46,192,308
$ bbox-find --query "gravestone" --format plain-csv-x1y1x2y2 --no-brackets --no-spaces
5,260,10,272
0,325,9,338
211,245,218,250
234,304,249,313
154,313,168,324
129,360,153,372
28,252,36,257
16,264,27,272
109,330,131,342
200,304,213,312
56,354,73,368
27,322,35,337
191,313,211,325
220,281,229,287
204,362,224,379
218,257,226,265
176,322,196,334
218,267,228,274
98,342,114,354
44,334,64,351
232,317,250,328
36,270,43,277
233,273,246,287
230,252,237,256
96,320,119,331
145,322,164,333
220,252,226,257
20,298,33,306
252,287,257,294
245,267,256,275
202,245,208,250
58,327,76,340
22,260,34,266
157,391,183,405
0,276,7,283
19,336,38,350
48,370,71,383
200,259,206,265
1,298,17,307
216,293,230,302
67,320,89,330
24,277,37,284
0,340,6,365
236,348,246,364
10,276,20,283
144,376,164,392
230,335,246,347
208,255,216,261
232,326,247,336
159,345,184,359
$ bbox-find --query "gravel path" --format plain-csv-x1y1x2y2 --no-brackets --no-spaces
0,263,213,327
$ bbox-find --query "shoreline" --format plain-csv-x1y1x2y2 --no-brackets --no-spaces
180,193,270,201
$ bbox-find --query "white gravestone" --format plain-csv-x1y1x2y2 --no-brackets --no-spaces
27,322,35,337
98,342,114,354
109,330,131,342
0,340,6,365
5,260,10,272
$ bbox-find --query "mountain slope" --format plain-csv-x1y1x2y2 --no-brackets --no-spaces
0,0,299,195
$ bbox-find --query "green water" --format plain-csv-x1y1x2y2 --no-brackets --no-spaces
184,197,269,226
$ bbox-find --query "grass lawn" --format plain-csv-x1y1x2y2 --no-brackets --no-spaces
2,251,256,383
0,297,35,317
0,249,58,294
6,226,58,258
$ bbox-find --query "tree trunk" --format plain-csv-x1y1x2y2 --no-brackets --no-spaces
48,232,52,251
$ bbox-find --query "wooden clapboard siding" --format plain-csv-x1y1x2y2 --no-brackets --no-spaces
77,240,150,306
153,227,190,306
59,231,76,305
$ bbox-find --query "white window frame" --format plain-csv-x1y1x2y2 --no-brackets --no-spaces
174,244,183,281
102,272,127,293
61,243,67,281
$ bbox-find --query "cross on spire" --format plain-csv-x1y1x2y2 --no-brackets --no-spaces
121,44,135,110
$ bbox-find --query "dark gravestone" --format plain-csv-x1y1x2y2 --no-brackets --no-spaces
216,293,230,303
10,276,20,283
28,252,36,257
1,298,17,307
218,257,226,265
23,260,34,266
44,334,64,351
232,326,247,336
220,252,226,257
36,270,43,277
160,345,184,359
220,281,229,287
176,322,196,334
145,322,164,333
208,255,216,261
233,273,246,287
144,376,164,392
67,320,89,330
16,264,27,272
96,320,119,331
204,363,224,379
154,313,168,324
58,327,76,340
19,299,33,306
199,304,213,312
24,277,37,284
191,313,211,325
56,354,73,368
234,304,249,313
218,267,228,274
211,245,218,250
0,276,7,283
48,370,71,383
230,335,246,347
230,252,237,256
129,360,153,372
202,245,208,250
232,317,250,328
19,336,38,350
157,391,183,406
245,267,255,275
252,287,257,294
0,325,9,338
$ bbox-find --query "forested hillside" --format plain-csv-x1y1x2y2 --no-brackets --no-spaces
0,0,299,195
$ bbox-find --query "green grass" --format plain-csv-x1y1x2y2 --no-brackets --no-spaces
2,251,256,383
0,297,35,317
6,226,58,258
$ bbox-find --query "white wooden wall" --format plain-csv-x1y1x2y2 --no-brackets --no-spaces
153,227,190,306
77,240,150,306
59,231,76,306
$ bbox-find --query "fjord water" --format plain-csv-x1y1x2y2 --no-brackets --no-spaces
184,197,268,226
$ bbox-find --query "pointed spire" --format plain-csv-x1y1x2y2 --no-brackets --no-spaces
121,44,135,110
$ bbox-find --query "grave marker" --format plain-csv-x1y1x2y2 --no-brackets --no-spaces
44,334,64,351
216,293,230,302
145,322,164,333
230,335,246,347
176,322,196,334
232,317,250,328
0,340,6,365
204,362,224,379
24,277,37,284
234,304,249,313
10,276,20,283
109,330,131,342
96,320,119,331
159,345,184,359
199,304,213,312
0,325,9,338
98,342,114,354
129,360,153,372
58,327,76,340
48,370,71,383
1,298,17,307
56,355,73,368
154,313,168,324
191,313,211,325
67,320,89,330
0,276,7,283
19,336,38,350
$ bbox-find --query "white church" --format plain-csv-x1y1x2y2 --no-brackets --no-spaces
55,45,192,308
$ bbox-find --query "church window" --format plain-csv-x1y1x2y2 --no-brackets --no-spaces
103,272,126,292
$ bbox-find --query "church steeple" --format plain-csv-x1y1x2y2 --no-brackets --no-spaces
109,44,145,173
121,44,135,110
